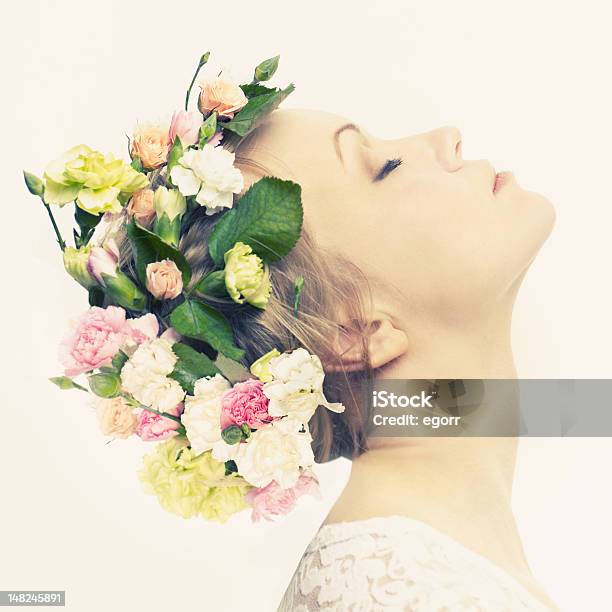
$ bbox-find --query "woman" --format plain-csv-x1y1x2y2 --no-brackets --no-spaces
180,108,558,610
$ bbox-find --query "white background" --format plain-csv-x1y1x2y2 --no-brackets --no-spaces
2,1,611,610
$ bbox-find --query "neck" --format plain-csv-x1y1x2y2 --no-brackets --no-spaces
364,298,519,497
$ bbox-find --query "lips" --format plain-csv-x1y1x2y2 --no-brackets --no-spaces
492,171,511,194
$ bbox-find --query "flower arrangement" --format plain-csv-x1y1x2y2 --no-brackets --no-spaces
24,53,344,523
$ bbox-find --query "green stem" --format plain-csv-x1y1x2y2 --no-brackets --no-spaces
43,200,66,251
184,58,207,111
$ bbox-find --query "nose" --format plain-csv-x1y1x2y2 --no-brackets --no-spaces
429,126,463,171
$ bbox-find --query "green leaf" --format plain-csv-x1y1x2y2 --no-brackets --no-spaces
166,137,184,175
254,55,280,82
131,156,143,172
169,299,245,361
224,459,238,475
74,205,101,246
239,83,274,99
222,84,295,138
198,112,217,147
168,342,220,394
88,286,105,307
196,270,227,297
208,177,303,266
213,353,251,383
88,372,121,398
126,219,191,286
293,275,304,317
49,376,88,392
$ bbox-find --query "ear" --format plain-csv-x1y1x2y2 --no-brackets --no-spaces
326,311,409,372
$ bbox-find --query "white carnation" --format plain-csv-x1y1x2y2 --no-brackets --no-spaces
233,418,315,489
120,338,184,412
263,348,345,424
170,145,243,215
181,374,236,460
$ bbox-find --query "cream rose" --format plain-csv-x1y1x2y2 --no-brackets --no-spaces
145,259,183,300
96,396,138,438
127,188,156,226
198,76,248,119
131,123,170,170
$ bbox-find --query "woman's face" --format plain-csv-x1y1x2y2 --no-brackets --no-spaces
241,109,555,322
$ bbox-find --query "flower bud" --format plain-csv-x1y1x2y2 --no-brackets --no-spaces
63,245,96,289
254,55,280,82
221,424,243,445
23,171,44,197
146,259,183,300
88,372,122,398
224,241,271,308
87,240,120,284
154,187,186,222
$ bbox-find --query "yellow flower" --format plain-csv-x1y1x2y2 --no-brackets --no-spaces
224,242,271,308
43,144,148,215
138,438,250,522
63,245,96,289
250,348,281,382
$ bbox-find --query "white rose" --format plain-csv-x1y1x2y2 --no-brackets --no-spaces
169,145,243,215
263,348,345,423
181,374,236,460
234,418,315,489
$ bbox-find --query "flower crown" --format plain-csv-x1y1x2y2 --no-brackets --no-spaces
24,53,345,523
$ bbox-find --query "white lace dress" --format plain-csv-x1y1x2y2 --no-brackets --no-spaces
277,516,554,611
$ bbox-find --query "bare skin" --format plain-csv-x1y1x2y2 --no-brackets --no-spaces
239,109,558,609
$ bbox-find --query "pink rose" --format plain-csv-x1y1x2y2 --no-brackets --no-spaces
136,403,183,441
60,306,128,376
130,123,170,170
246,470,321,522
220,378,273,430
168,110,203,147
198,76,248,119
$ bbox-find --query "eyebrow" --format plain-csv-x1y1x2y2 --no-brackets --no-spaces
333,123,362,163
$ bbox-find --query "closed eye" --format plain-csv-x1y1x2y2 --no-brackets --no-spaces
374,157,402,182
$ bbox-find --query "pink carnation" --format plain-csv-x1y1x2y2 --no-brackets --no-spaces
136,403,183,441
60,306,128,376
246,470,321,522
220,378,273,431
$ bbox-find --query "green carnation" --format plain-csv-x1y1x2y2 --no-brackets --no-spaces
138,438,250,522
223,241,271,308
43,144,148,215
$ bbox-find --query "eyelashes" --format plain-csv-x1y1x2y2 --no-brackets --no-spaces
373,157,403,182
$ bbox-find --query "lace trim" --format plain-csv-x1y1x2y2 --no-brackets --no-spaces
309,515,550,608
278,514,554,611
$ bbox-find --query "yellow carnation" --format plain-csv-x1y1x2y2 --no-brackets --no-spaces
138,438,250,522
